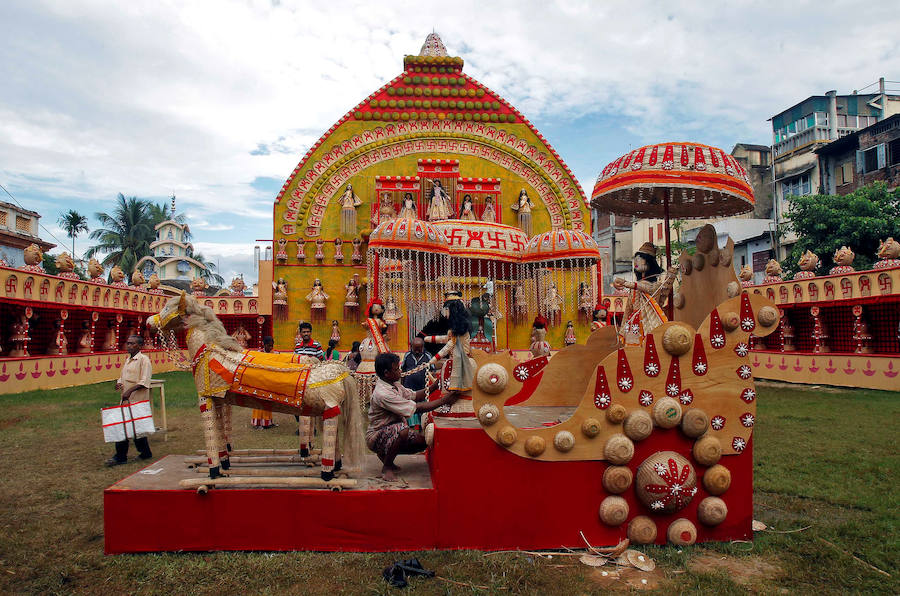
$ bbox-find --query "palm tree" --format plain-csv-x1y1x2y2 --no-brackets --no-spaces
148,196,191,241
190,252,225,286
84,194,156,277
57,210,89,257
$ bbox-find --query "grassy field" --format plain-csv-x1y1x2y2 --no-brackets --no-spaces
0,374,897,594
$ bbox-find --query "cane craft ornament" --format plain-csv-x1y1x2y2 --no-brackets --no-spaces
739,264,754,287
510,189,535,235
338,183,362,236
88,258,106,284
21,243,44,273
306,279,329,322
794,250,819,279
762,259,783,284
55,253,78,279
109,266,128,287
874,237,900,269
272,278,289,321
830,246,855,275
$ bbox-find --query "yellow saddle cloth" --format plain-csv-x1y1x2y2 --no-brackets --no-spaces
225,351,311,408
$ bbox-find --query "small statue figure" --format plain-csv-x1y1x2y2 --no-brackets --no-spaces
591,306,608,332
191,277,208,296
9,314,30,357
88,258,106,284
739,264,755,287
109,266,128,287
76,320,92,354
229,276,246,296
147,273,163,294
296,238,307,261
338,183,362,236
613,243,677,346
272,278,289,320
794,250,820,279
782,315,795,352
21,243,44,273
459,194,476,221
762,259,783,284
46,319,67,356
578,282,594,323
131,269,145,288
275,237,288,262
306,278,328,322
377,193,397,225
231,324,251,349
544,282,563,326
426,179,452,222
330,320,341,345
333,237,344,263
384,296,401,325
481,195,497,222
344,274,360,320
55,253,78,279
314,238,325,261
101,319,118,351
510,189,535,235
530,315,551,358
351,237,363,264
563,320,576,347
513,281,528,323
357,299,389,376
874,238,900,269
830,246,856,275
398,192,418,220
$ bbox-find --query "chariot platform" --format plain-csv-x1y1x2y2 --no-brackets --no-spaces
104,407,753,553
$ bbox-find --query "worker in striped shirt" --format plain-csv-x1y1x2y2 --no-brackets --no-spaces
293,321,324,360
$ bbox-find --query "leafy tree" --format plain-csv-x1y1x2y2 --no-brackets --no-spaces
84,194,156,277
42,253,59,275
190,252,225,286
783,183,900,275
57,210,89,257
147,197,192,241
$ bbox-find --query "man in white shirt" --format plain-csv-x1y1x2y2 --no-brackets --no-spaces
106,335,153,466
367,352,458,481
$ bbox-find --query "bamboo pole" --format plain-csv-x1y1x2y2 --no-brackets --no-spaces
185,455,320,465
180,476,357,491
213,468,349,478
193,448,322,456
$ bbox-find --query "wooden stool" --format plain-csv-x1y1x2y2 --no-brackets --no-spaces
149,378,168,440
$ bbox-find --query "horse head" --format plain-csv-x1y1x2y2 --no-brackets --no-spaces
148,291,190,333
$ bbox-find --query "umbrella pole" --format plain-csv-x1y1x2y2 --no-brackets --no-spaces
663,190,674,320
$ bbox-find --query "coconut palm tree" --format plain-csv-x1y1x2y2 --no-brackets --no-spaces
57,209,89,258
84,194,156,277
148,196,191,241
189,251,225,286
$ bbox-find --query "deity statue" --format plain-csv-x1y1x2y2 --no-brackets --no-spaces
76,320,92,353
333,237,344,263
458,194,476,221
481,195,497,222
510,189,535,235
613,242,677,347
739,264,754,287
229,276,246,296
231,325,251,349
131,269,145,288
9,314,30,357
762,260,783,284
296,239,307,261
314,238,325,261
330,320,341,345
794,250,819,279
830,246,856,275
21,243,44,273
338,183,362,236
275,237,288,262
398,192,418,220
147,273,163,294
357,299,389,377
874,238,900,269
109,266,128,287
591,306,608,332
384,296,401,326
376,193,397,225
426,179,452,222
88,258,106,284
422,290,475,413
344,274,360,320
46,319,67,356
191,277,208,296
55,253,78,279
544,283,563,327
101,319,118,351
529,315,551,358
578,282,594,323
272,278,289,320
351,237,363,264
563,320,576,347
513,281,528,323
306,278,329,322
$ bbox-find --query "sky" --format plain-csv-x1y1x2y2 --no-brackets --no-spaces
1,0,898,283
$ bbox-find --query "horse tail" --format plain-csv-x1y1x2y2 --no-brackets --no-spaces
340,372,365,474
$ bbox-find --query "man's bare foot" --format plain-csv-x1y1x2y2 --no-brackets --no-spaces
388,463,401,471
382,467,398,482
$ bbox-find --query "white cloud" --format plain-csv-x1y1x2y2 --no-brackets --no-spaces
1,0,898,272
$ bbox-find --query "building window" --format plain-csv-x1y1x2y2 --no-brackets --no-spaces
838,161,854,185
857,144,886,174
15,215,31,234
649,227,654,243
0,211,7,227
782,173,811,198
889,138,900,167
656,223,663,239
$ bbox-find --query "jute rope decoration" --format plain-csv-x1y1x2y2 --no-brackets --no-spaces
667,518,697,546
697,496,728,526
603,434,634,465
702,463,731,495
635,451,697,513
598,495,629,526
623,410,653,441
627,516,658,545
651,396,682,429
680,408,709,438
602,465,633,494
692,435,723,466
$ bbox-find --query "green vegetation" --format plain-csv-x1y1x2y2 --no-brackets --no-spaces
0,377,896,594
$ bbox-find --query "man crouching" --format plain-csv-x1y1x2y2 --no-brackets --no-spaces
367,352,459,481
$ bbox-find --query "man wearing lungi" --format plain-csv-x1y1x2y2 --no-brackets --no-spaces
367,352,458,481
106,335,153,466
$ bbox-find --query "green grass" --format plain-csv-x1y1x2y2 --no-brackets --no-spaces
0,375,897,594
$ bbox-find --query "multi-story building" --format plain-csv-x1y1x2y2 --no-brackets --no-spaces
816,113,900,195
135,199,208,281
592,212,633,292
0,201,55,266
770,78,899,258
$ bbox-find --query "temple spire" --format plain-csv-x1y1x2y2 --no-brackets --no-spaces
419,32,448,57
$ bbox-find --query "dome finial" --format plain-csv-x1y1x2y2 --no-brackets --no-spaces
419,32,447,57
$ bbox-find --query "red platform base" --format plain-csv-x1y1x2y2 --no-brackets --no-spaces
104,421,752,553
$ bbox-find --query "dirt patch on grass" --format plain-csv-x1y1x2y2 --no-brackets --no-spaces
688,553,782,585
587,565,668,591
0,416,28,430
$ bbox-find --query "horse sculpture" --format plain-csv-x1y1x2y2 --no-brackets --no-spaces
148,293,364,480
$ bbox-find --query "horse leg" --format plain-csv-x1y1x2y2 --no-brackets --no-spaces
223,404,233,453
298,415,314,457
199,396,222,478
320,414,339,481
213,402,230,471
